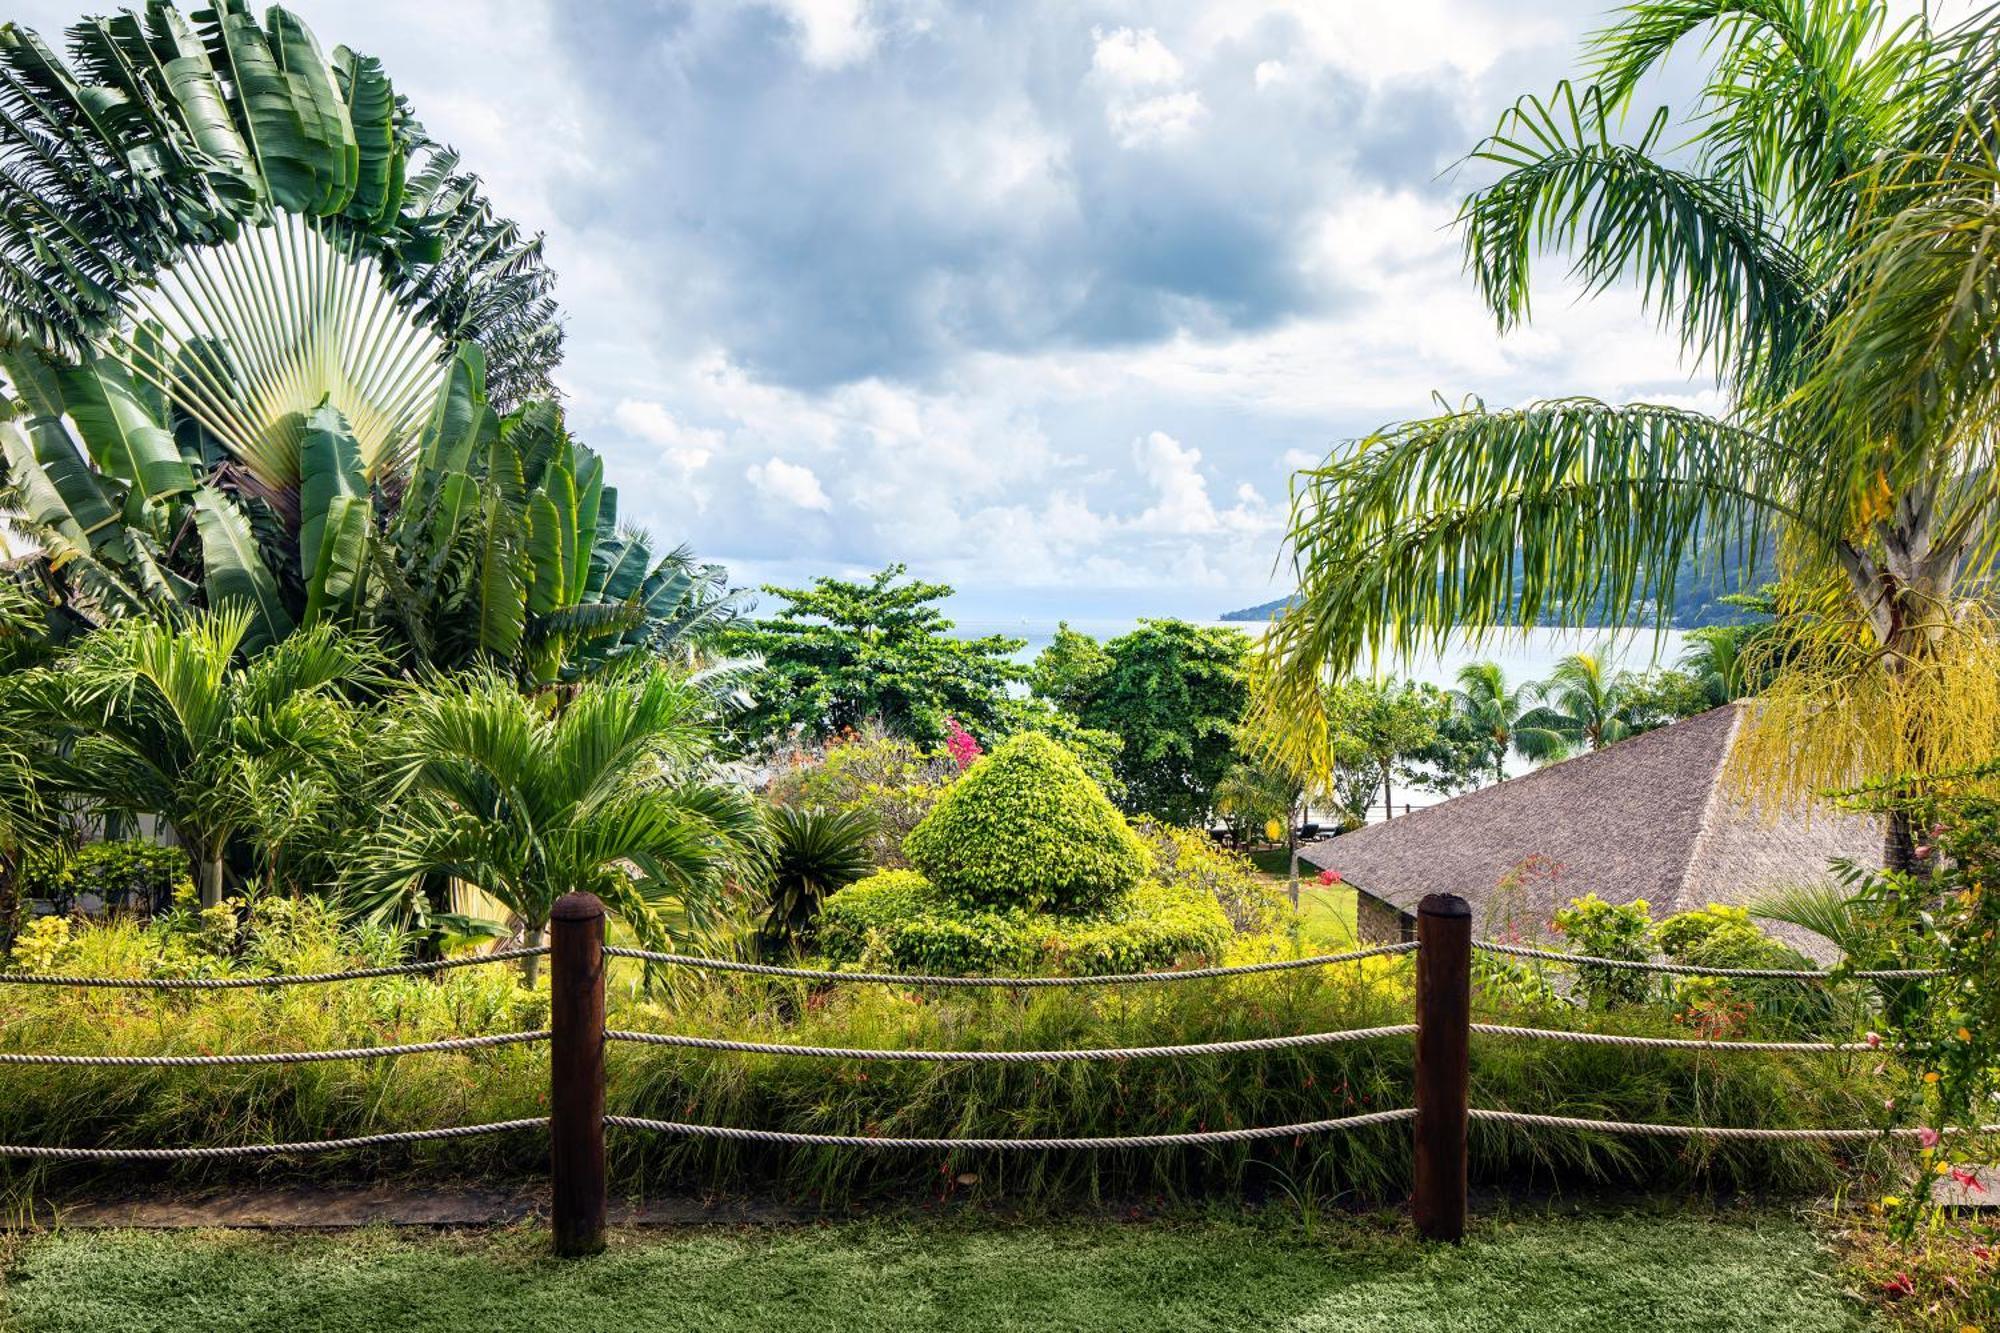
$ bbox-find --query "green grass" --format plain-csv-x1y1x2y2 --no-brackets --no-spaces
0,1209,1877,1332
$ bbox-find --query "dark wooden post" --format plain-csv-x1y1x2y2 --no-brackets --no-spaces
1413,892,1471,1242
550,891,606,1257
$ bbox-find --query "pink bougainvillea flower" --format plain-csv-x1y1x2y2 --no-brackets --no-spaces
1865,1032,1883,1049
942,717,982,770
1918,1128,1941,1149
1952,1169,1987,1194
1318,868,1341,886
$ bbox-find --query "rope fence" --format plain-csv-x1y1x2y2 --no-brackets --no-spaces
1472,940,1943,980
0,889,1974,1254
602,940,1416,986
606,1108,1418,1150
605,1024,1417,1063
0,1030,550,1067
0,1120,547,1161
0,946,550,989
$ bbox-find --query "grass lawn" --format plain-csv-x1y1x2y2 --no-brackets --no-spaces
0,1208,1877,1332
1246,846,1360,947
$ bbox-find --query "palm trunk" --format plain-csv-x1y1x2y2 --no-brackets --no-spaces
1381,766,1393,820
198,851,225,908
521,924,545,987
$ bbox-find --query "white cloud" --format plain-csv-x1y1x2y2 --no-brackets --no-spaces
1090,26,1184,87
612,399,720,475
1253,59,1289,89
1107,91,1208,147
747,457,833,511
768,0,877,68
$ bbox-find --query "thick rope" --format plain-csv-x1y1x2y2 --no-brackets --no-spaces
602,941,1417,987
1469,1023,1875,1053
1474,941,1941,980
1467,1109,2000,1141
0,1119,547,1161
0,1030,550,1067
606,1107,1416,1150
0,947,551,990
605,1024,1417,1063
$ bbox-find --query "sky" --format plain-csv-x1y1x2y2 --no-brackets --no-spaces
14,0,1938,622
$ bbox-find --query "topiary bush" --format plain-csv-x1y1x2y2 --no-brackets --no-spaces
818,867,1229,977
903,732,1150,915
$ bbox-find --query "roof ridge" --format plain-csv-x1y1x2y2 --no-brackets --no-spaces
1670,701,1745,916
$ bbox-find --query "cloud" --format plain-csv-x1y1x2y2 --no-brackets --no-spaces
747,456,834,511
766,0,878,68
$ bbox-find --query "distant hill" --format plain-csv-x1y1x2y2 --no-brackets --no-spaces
1222,550,1774,630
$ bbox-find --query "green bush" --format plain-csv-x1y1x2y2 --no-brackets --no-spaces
20,840,192,916
765,727,956,870
1138,822,1286,935
1550,893,1654,1009
1656,903,1834,1034
904,732,1150,915
818,868,1229,978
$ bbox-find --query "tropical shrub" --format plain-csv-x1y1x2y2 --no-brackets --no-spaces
1550,893,1654,1009
764,727,956,869
756,805,877,954
817,867,1230,977
19,839,191,916
1655,903,1833,1034
904,732,1150,915
1138,822,1286,935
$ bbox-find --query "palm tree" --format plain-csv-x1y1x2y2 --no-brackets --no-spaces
1267,2,2000,868
9,607,378,904
350,667,764,981
0,7,740,678
1679,626,1752,709
1449,660,1569,782
1520,653,1631,753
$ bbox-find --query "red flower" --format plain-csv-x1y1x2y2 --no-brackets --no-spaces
1880,1273,1915,1297
1318,869,1342,886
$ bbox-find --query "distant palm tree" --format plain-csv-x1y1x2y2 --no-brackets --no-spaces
1678,626,1751,708
1450,661,1570,782
1521,653,1631,753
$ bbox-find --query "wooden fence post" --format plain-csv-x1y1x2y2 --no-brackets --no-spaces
1413,892,1470,1242
550,891,607,1257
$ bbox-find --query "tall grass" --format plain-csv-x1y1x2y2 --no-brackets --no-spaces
0,913,1904,1208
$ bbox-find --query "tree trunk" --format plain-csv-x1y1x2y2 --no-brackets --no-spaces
522,924,546,987
1381,766,1394,820
198,852,225,908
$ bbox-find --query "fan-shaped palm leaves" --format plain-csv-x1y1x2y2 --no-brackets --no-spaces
348,666,765,979
0,1,560,427
1267,1,2000,863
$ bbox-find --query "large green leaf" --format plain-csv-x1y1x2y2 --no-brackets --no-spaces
145,1,259,208
266,6,352,214
55,358,196,503
0,348,125,551
197,0,323,214
191,484,294,650
526,488,564,617
473,485,526,662
332,46,398,226
298,402,368,617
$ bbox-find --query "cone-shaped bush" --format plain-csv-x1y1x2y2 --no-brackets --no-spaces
903,732,1150,915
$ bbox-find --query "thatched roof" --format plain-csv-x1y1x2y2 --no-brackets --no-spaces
1298,703,1881,961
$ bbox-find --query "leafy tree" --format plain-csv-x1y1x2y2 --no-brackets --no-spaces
1324,678,1454,821
1617,667,1716,732
349,666,763,981
1079,619,1250,826
1265,1,2000,870
1027,622,1113,715
723,564,1023,748
1450,660,1570,783
1678,625,1755,708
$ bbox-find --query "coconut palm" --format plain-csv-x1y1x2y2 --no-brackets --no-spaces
1449,660,1569,782
1679,626,1752,708
1267,1,2000,868
1520,652,1633,753
349,666,764,981
8,607,379,904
